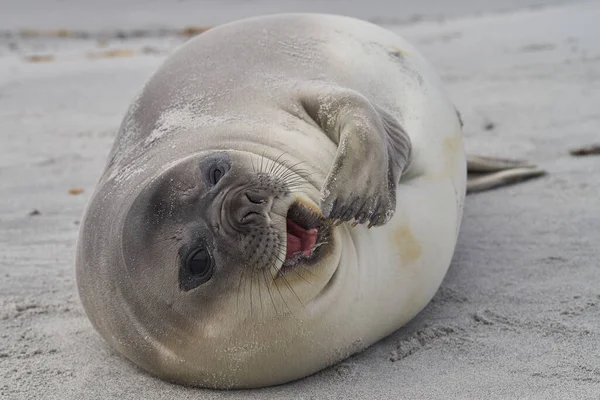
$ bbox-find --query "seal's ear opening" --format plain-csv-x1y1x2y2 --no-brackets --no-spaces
198,151,231,188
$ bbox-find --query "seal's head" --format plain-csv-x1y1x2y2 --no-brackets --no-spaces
77,149,344,388
125,149,336,301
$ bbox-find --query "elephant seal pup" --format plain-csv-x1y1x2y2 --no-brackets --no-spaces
76,14,544,389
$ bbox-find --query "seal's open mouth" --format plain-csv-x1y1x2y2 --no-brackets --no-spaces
282,201,329,268
286,218,318,259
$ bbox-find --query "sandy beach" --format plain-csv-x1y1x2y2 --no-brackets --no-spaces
1,1,599,398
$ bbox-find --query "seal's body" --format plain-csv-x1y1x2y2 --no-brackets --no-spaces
77,14,540,388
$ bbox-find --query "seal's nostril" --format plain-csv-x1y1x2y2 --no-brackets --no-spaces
246,192,266,204
231,190,272,226
241,211,263,224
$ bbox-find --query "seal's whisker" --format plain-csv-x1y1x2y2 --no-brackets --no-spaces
272,151,289,173
236,262,248,316
260,149,268,175
294,263,318,278
281,170,315,184
280,175,306,184
256,268,264,318
280,174,311,188
222,258,237,293
278,168,315,185
275,243,318,278
282,158,307,169
284,264,313,286
255,153,264,176
278,162,309,175
269,157,294,180
284,164,315,177
267,264,292,316
282,178,306,186
262,269,278,317
272,161,285,179
286,185,311,193
269,152,287,176
246,265,256,318
271,251,288,267
266,156,274,175
250,153,257,174
275,157,295,179
248,266,254,319
256,151,263,175
277,163,306,180
279,271,305,308
258,150,263,174
291,251,319,272
283,181,310,190
281,174,304,181
284,181,310,188
279,159,310,176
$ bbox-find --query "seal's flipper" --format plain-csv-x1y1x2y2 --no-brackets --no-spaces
466,155,545,193
299,84,411,227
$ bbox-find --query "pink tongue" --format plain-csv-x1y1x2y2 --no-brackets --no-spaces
286,219,318,259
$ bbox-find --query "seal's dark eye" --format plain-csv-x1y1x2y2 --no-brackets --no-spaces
186,248,214,281
179,246,215,291
209,165,226,185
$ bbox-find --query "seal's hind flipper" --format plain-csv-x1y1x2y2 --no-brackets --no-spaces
466,155,545,193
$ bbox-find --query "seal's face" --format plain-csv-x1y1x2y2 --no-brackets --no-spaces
121,150,337,340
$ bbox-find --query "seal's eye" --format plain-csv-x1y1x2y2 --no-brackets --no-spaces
179,246,215,291
187,248,214,282
183,247,214,290
209,165,226,185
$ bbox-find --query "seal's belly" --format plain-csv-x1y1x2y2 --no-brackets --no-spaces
307,15,467,342
349,177,463,338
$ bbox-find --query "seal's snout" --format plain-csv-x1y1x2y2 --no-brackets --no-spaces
231,190,274,226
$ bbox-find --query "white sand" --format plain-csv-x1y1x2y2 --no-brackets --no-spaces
1,1,600,399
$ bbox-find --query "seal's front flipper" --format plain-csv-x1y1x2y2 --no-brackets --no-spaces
467,155,545,193
299,84,411,227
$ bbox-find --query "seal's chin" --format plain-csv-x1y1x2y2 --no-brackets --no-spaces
281,201,330,271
